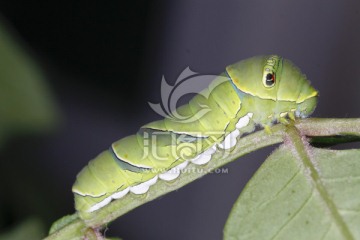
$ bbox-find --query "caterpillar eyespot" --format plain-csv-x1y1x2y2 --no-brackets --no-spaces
72,55,318,217
265,73,275,87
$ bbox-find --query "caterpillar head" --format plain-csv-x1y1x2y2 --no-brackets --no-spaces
226,55,318,118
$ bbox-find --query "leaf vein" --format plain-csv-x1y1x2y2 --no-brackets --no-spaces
270,191,314,240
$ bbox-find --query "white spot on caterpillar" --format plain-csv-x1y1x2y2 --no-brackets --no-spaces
218,129,240,149
158,160,190,181
112,187,130,199
88,196,112,212
146,175,159,185
130,184,149,195
159,171,180,181
191,145,217,165
235,112,253,129
191,154,212,165
176,160,189,170
204,145,217,155
130,175,158,194
218,112,253,150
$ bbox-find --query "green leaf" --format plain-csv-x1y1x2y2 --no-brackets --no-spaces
224,127,360,240
0,19,58,146
0,218,45,240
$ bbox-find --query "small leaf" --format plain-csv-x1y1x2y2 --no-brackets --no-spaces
224,141,360,239
0,218,45,240
0,19,58,146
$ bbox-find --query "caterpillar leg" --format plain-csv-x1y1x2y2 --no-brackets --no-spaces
288,111,296,121
264,125,272,134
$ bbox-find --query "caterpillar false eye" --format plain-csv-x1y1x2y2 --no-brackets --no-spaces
265,73,275,87
262,55,280,88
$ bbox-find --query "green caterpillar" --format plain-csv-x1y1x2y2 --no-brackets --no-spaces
72,55,318,218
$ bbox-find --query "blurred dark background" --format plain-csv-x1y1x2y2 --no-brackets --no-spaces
0,0,359,239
